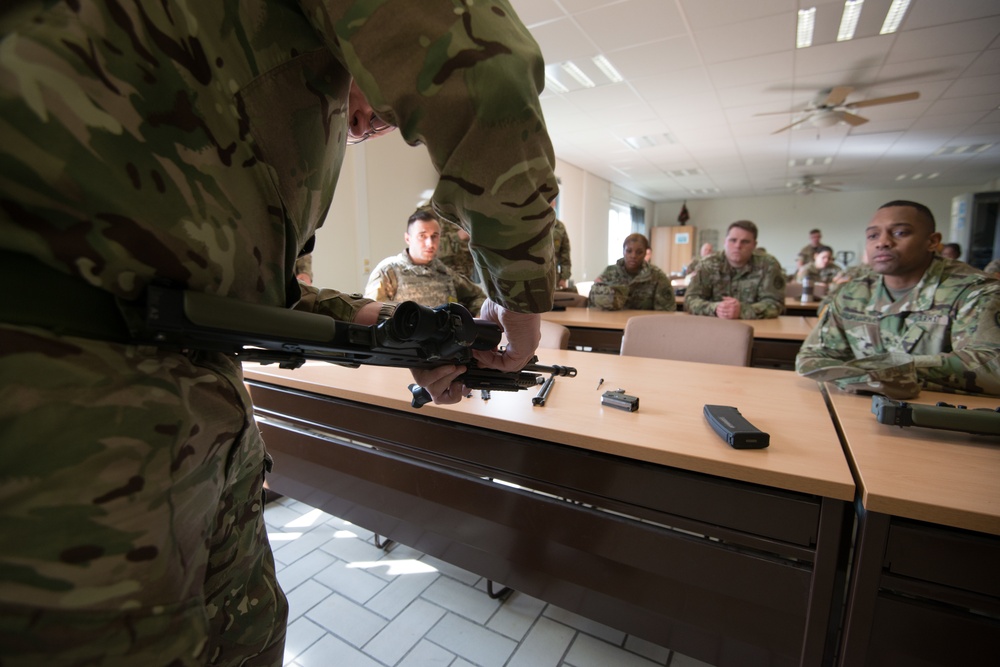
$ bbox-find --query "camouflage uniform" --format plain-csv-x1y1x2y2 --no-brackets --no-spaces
685,252,786,319
365,251,486,314
552,219,572,283
0,1,556,665
797,260,842,284
437,220,478,283
796,257,1000,396
797,243,818,267
589,260,676,311
294,254,314,282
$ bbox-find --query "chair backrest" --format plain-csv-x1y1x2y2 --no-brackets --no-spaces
620,314,753,366
538,320,571,350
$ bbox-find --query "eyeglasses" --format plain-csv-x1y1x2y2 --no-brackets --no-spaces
347,112,396,145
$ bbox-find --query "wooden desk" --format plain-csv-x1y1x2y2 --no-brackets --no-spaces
541,310,817,369
825,388,1000,666
784,298,821,317
246,351,854,667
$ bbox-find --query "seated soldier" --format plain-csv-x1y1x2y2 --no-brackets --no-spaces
365,207,487,313
685,220,785,320
796,245,841,285
796,200,1000,397
589,233,675,311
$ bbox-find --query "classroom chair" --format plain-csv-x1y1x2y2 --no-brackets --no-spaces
620,314,753,367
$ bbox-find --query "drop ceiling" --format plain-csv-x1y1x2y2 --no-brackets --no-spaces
507,0,1000,200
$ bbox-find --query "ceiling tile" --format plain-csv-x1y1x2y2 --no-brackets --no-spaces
605,36,702,79
679,0,796,31
696,13,795,65
903,0,1000,29
792,35,894,79
886,16,1000,62
507,0,565,27
707,52,794,88
573,0,687,53
529,18,597,63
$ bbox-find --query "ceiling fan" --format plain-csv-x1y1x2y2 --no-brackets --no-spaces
780,175,843,195
757,86,920,134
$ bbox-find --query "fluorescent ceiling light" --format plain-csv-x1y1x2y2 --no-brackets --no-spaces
544,74,568,94
880,0,911,34
837,0,864,42
592,55,624,84
797,8,816,48
560,61,595,88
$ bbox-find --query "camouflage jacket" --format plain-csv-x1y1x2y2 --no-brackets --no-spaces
0,0,556,322
553,219,572,282
589,260,676,311
797,261,842,284
685,252,786,319
437,220,477,283
364,251,486,314
797,243,817,267
796,258,1000,396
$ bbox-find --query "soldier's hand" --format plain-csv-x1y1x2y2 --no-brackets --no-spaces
410,365,467,404
716,297,741,320
473,300,541,371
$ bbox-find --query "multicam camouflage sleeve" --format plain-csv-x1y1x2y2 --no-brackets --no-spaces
742,255,786,319
305,0,559,313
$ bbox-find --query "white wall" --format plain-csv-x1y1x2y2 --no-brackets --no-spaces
652,185,986,274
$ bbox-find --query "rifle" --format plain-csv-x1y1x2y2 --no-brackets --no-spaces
137,285,576,408
871,395,1000,436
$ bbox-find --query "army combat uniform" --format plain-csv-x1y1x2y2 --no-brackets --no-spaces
797,260,842,284
685,252,786,319
589,260,676,311
365,251,487,314
553,219,572,284
437,220,478,284
796,258,1000,396
0,1,556,665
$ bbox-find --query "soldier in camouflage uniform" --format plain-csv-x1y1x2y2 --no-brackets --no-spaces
685,221,786,319
796,228,823,269
437,217,478,284
797,201,1000,397
0,1,556,665
590,234,676,311
552,219,573,289
796,245,841,284
365,208,486,313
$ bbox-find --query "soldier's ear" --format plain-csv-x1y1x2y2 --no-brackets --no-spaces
927,231,942,251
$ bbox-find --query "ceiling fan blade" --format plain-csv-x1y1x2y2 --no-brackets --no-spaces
845,91,920,109
837,110,868,126
814,184,842,191
753,109,805,116
822,86,853,107
771,115,814,134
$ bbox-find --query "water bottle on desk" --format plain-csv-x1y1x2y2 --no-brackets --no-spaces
800,275,814,303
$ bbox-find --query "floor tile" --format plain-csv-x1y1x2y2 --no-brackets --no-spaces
506,615,575,667
425,613,517,667
295,633,384,667
542,605,626,645
320,531,391,563
671,651,716,666
422,576,503,625
282,617,327,664
564,632,664,667
275,549,337,593
305,593,387,647
364,569,440,619
363,598,447,665
312,558,389,604
625,634,671,664
284,579,333,624
485,591,548,641
396,639,456,667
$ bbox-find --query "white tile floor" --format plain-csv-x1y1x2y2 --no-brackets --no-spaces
265,496,715,667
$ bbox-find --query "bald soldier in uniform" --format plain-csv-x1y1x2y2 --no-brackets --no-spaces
797,200,1000,396
0,2,558,665
366,208,487,313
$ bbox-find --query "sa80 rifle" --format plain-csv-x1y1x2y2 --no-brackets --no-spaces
136,285,575,408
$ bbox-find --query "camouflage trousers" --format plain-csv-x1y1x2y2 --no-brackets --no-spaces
0,324,287,666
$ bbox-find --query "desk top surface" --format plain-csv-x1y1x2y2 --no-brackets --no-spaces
541,309,818,341
245,349,854,501
826,388,1000,535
